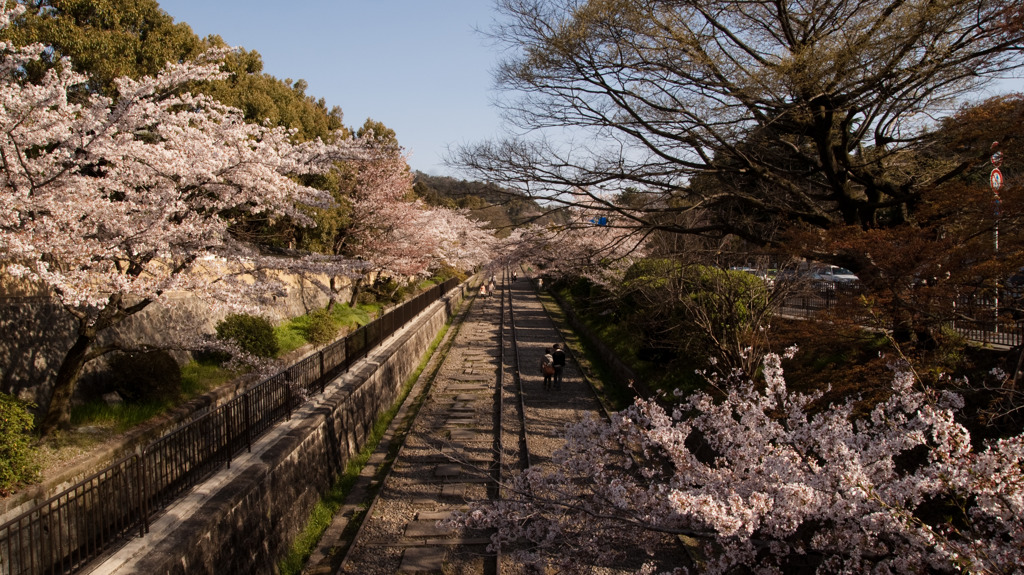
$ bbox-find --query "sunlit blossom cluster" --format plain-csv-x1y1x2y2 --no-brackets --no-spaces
450,353,1024,574
345,152,495,278
0,33,372,313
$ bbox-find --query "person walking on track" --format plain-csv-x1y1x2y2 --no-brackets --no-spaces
551,343,566,390
540,348,555,391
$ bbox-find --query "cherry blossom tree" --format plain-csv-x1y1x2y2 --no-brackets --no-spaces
338,151,436,302
425,205,497,273
452,352,1024,574
499,200,650,289
0,9,369,434
339,150,498,302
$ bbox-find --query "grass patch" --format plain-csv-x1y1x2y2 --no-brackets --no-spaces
70,401,170,432
70,357,240,432
276,304,378,356
277,300,461,575
538,290,635,412
333,303,377,327
181,358,238,394
274,323,308,356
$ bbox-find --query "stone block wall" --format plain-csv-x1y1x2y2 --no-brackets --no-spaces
0,270,347,410
93,283,466,575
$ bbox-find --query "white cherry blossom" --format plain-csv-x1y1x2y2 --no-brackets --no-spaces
452,354,1024,574
0,29,371,432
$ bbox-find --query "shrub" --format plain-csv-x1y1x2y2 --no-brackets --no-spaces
365,276,410,305
305,309,339,347
430,263,468,283
105,350,183,403
619,259,773,377
355,290,378,306
0,393,40,495
216,313,280,358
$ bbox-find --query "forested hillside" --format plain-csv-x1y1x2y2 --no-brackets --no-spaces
413,172,563,236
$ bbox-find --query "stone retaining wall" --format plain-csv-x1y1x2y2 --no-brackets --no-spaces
91,284,466,575
0,268,348,409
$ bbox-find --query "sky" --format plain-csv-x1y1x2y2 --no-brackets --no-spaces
155,1,1022,179
155,0,505,177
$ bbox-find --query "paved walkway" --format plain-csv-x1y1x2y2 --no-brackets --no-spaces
306,284,504,574
313,275,611,574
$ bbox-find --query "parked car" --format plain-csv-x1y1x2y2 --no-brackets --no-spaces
811,265,859,284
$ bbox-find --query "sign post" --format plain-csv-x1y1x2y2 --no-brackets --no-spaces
992,143,1003,252
991,142,1004,334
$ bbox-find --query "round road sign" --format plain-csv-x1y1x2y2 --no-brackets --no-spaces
991,168,1003,192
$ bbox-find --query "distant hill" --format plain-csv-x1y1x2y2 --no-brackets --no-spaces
412,172,563,237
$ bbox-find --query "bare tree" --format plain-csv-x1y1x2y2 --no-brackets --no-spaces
452,0,1024,259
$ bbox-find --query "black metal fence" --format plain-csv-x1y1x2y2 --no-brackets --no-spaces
0,277,460,575
777,281,1024,348
949,295,1024,348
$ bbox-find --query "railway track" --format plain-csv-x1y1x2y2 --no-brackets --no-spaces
326,270,607,575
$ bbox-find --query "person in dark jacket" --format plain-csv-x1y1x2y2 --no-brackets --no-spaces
551,343,566,390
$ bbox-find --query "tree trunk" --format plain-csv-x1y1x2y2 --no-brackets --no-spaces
39,293,151,436
349,276,364,307
39,332,95,436
327,277,339,312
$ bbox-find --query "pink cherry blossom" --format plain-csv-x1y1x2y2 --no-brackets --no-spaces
451,353,1024,574
343,151,496,282
0,20,372,431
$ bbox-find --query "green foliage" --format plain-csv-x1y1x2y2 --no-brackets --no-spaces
412,171,566,234
198,44,347,143
216,314,280,358
0,393,41,494
555,282,704,395
929,326,970,373
412,180,458,209
298,168,353,255
1,0,205,95
622,257,679,289
457,194,489,210
684,265,769,329
579,258,776,389
361,277,410,305
356,118,398,146
305,309,339,347
432,263,468,283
